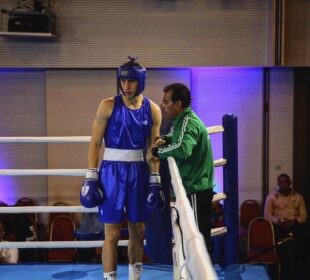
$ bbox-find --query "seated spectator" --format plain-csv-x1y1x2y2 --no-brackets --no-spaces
264,173,307,280
12,213,38,262
0,220,18,263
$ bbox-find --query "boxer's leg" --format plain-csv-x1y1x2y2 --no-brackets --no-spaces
127,221,145,280
102,223,122,279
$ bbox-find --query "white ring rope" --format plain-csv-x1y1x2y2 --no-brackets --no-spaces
0,229,227,249
0,159,226,176
168,156,218,280
0,169,86,176
211,227,227,237
214,158,226,167
0,206,96,213
0,125,227,257
0,126,224,144
0,240,129,249
0,136,91,143
206,125,224,134
0,127,225,176
212,192,227,203
0,192,227,251
0,193,226,214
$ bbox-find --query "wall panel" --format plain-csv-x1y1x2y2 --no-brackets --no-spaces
284,0,310,66
191,67,264,207
0,70,47,207
0,0,270,67
268,68,294,190
45,69,116,206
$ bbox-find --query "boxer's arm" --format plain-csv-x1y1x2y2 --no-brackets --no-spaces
147,101,162,173
81,98,113,208
145,102,166,211
88,97,114,169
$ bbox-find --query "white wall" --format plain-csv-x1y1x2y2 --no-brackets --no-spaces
268,68,294,191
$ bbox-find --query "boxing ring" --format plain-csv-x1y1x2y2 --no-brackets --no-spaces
0,114,239,280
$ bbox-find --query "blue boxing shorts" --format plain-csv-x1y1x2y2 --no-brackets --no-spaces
98,149,149,224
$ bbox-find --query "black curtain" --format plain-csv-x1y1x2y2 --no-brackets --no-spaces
293,67,310,270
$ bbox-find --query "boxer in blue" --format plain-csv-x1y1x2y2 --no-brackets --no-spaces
80,57,164,280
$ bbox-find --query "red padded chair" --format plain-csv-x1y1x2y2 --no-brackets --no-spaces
239,199,261,238
46,201,72,239
245,217,280,278
47,215,77,262
48,201,72,226
239,200,261,260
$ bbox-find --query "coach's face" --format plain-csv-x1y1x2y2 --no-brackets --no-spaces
161,90,181,119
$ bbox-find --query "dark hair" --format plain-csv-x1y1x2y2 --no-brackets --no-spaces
122,56,143,68
163,83,191,108
277,173,291,181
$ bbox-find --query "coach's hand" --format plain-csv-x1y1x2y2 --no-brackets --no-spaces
80,168,105,208
145,173,166,211
154,135,168,147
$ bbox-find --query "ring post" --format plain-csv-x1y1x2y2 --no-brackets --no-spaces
223,114,239,266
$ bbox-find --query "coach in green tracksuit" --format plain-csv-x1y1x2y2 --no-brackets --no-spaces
152,82,214,253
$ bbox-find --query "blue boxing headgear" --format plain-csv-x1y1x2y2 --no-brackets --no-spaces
118,57,147,96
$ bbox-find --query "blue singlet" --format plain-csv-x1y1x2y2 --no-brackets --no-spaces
98,95,153,223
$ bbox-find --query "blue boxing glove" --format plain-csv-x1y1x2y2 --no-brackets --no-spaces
80,168,105,208
145,173,166,211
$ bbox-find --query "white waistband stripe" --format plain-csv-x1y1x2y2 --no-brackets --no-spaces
103,148,144,162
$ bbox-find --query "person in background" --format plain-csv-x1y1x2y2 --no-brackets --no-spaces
211,197,224,265
80,57,163,280
264,173,307,280
151,82,214,254
13,213,37,262
0,220,18,263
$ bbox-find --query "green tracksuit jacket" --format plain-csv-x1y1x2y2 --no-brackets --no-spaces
157,108,214,194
